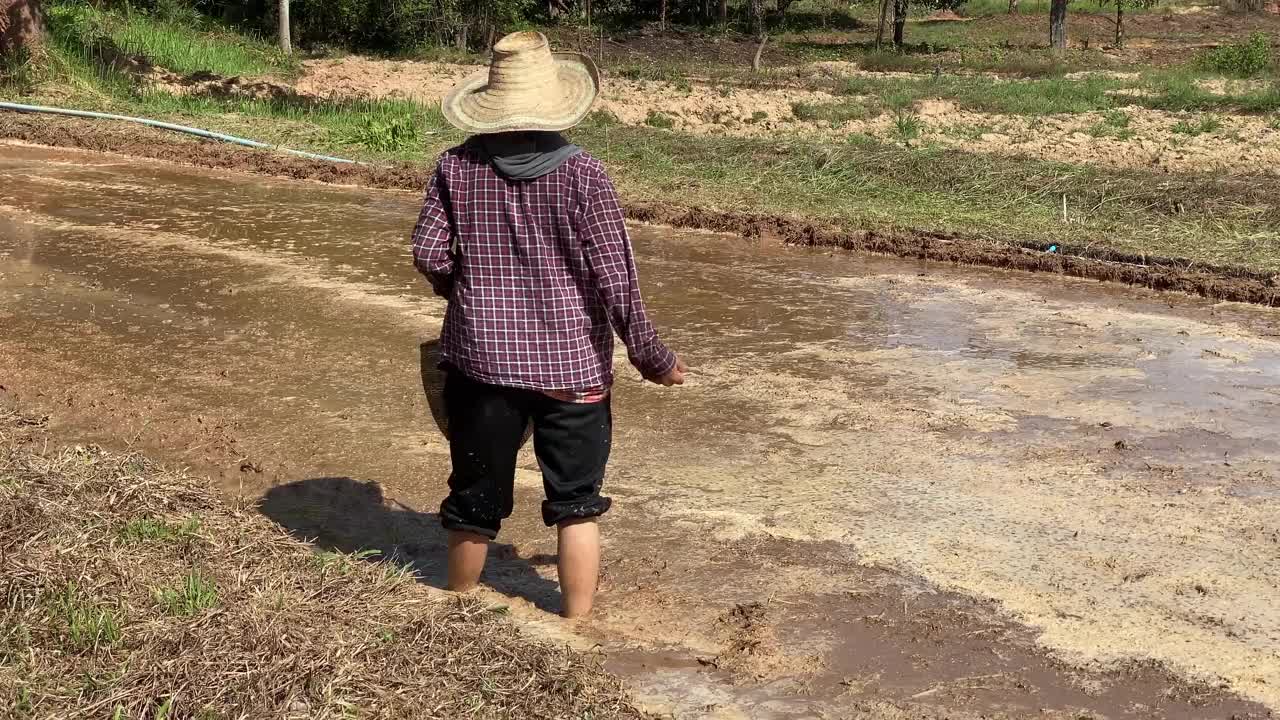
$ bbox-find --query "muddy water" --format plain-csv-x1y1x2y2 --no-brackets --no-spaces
2,145,1279,719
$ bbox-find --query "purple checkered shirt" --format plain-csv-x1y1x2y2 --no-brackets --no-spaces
411,145,676,393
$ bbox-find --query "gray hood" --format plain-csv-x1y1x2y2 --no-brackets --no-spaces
468,132,582,180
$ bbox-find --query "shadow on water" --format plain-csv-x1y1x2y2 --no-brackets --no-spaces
256,339,558,612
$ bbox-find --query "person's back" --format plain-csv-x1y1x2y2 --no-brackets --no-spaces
411,32,685,618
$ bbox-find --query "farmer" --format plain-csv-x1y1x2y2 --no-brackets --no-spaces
411,31,686,619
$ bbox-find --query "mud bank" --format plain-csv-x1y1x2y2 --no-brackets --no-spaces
2,112,1277,307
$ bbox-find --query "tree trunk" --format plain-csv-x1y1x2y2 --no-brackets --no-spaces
751,32,768,71
0,0,45,58
659,0,667,29
1008,0,1018,13
455,23,468,50
892,0,907,47
718,0,727,21
277,0,291,54
876,0,891,47
1049,0,1067,51
749,0,764,35
1113,0,1124,47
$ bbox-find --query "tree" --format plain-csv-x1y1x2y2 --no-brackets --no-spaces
0,0,44,58
277,0,291,54
1103,0,1157,47
892,0,908,46
1008,0,1019,13
1049,0,1067,51
876,0,891,46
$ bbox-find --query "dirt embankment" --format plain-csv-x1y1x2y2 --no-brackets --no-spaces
3,112,1278,307
294,56,1280,177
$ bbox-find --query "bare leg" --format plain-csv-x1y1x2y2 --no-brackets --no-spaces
447,530,489,592
557,518,600,618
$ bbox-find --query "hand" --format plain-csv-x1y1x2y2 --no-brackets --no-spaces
649,357,687,387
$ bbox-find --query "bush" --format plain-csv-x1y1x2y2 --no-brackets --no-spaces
1198,33,1274,78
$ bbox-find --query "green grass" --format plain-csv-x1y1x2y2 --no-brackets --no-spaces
47,3,295,79
153,571,218,616
791,99,879,124
893,111,924,141
1088,108,1135,139
119,516,201,543
1171,114,1223,136
56,584,123,651
644,110,676,129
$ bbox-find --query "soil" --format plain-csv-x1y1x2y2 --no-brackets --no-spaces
293,55,1280,177
3,144,1280,717
2,113,1278,307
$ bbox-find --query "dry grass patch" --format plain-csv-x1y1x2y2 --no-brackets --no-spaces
0,411,646,719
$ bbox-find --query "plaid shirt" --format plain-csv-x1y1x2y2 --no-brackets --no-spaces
411,145,675,393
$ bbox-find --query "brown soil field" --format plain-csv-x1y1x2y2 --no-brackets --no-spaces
291,56,1280,176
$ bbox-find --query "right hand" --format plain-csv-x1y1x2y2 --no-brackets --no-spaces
650,357,688,387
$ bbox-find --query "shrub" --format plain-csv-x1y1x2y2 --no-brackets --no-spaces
1198,33,1274,78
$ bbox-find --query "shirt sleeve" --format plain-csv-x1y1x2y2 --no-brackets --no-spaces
410,163,456,298
580,170,677,380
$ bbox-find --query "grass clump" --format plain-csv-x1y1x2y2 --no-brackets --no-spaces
644,110,676,129
335,113,420,153
1088,109,1135,139
893,112,924,141
153,571,218,616
119,516,200,543
1198,33,1274,78
791,99,878,125
55,584,124,651
1172,115,1223,136
0,435,648,718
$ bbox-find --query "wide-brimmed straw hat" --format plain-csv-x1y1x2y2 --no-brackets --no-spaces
442,32,600,135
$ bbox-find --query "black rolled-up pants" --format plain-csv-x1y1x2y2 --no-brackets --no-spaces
439,370,613,539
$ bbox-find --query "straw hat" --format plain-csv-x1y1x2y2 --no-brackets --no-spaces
442,32,600,134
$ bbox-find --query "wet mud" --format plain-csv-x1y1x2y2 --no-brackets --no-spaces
2,113,1279,307
3,145,1280,718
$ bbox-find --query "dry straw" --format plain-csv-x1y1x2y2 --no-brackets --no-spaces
0,410,647,719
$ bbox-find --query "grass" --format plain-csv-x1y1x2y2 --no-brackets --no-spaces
1171,114,1223,136
1087,108,1135,139
55,584,124,651
46,3,296,79
0,427,647,717
791,99,879,124
644,110,676,129
893,111,924,141
153,571,219,616
119,516,201,543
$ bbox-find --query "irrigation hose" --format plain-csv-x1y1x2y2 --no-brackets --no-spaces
0,101,363,165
